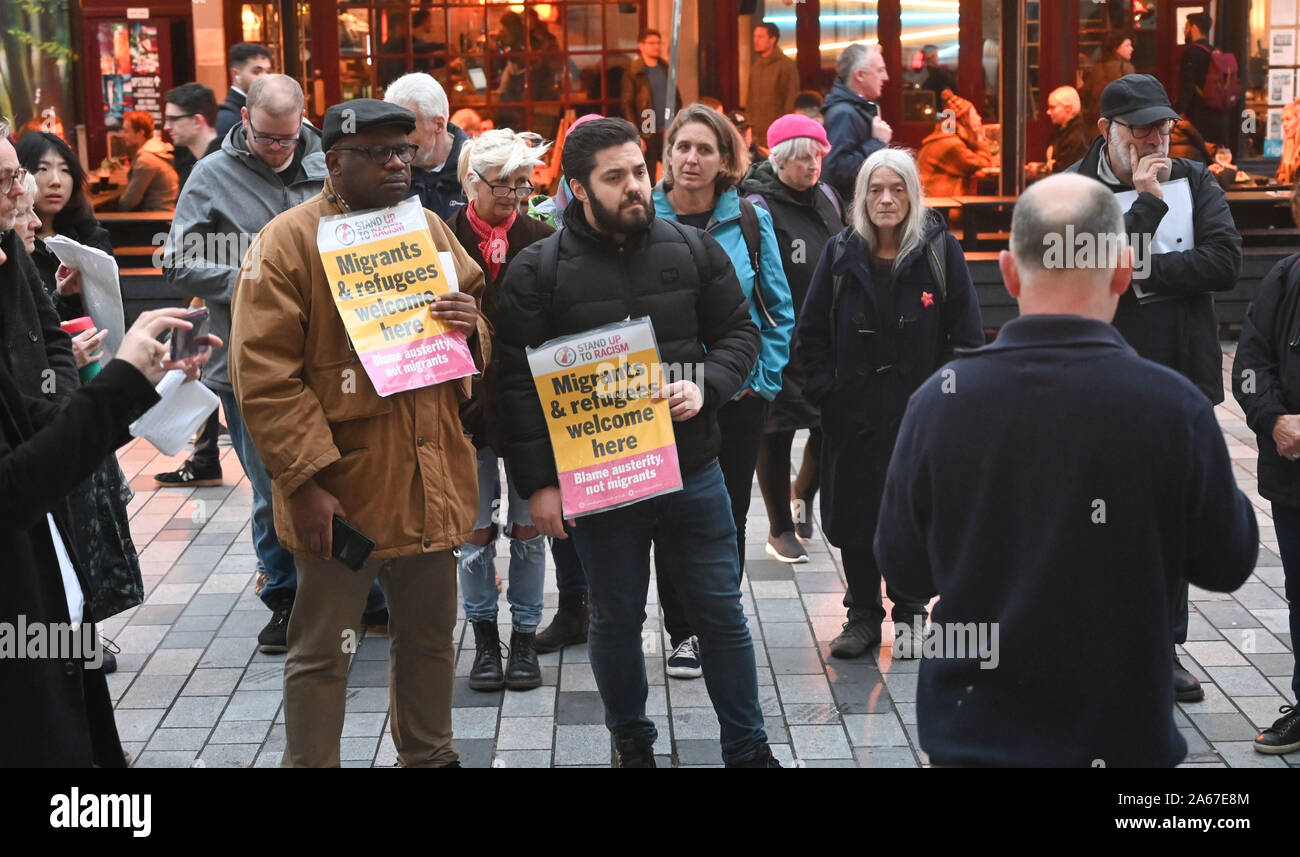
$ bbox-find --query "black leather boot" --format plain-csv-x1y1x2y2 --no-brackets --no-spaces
534,591,590,654
469,620,505,691
505,629,543,690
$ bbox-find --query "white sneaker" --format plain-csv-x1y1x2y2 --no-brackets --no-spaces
765,531,808,563
893,618,926,659
666,636,703,679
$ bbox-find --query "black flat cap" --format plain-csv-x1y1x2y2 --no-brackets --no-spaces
322,99,416,151
1100,74,1181,126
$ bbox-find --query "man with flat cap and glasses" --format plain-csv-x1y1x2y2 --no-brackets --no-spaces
230,98,489,767
159,74,397,658
1069,73,1243,705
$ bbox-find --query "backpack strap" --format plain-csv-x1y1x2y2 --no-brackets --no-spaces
925,232,948,302
536,228,564,325
736,197,776,329
817,183,845,222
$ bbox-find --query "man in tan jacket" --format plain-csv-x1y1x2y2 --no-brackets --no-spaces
230,99,488,767
747,23,800,148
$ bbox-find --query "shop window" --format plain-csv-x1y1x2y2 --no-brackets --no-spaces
336,1,639,139
1251,0,1300,163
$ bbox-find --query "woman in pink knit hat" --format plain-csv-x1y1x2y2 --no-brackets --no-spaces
738,113,847,564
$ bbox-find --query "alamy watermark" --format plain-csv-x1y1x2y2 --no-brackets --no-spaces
0,616,102,669
898,619,1000,669
1041,228,1154,280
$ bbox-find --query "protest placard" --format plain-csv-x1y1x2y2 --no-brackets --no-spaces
528,318,683,517
316,197,476,396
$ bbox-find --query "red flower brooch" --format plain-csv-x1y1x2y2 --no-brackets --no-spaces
921,291,935,308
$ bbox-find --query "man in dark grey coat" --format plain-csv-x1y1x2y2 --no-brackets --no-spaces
1069,74,1243,703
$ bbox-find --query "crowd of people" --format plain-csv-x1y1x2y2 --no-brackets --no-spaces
2,18,1299,769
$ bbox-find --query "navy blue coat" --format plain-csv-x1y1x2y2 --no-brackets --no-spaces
821,81,886,204
796,214,984,547
875,315,1258,767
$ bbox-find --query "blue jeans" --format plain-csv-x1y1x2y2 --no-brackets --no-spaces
219,390,384,614
458,448,544,631
1271,502,1300,702
570,460,767,764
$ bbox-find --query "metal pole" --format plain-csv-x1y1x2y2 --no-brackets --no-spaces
664,0,683,130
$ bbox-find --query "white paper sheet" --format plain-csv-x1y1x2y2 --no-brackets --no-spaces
1271,28,1297,66
1272,0,1297,28
41,234,125,361
1115,177,1196,304
1270,69,1296,104
129,369,221,456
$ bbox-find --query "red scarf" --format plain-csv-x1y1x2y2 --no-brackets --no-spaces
465,201,516,281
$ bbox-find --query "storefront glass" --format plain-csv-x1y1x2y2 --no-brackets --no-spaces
336,0,641,140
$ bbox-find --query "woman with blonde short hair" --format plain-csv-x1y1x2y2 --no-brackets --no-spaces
448,128,559,692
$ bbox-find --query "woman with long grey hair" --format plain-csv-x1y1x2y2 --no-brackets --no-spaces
796,147,984,661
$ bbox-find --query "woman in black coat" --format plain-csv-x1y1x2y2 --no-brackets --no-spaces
797,148,984,661
1230,188,1300,756
741,114,846,563
16,132,115,320
0,298,208,767
4,180,144,651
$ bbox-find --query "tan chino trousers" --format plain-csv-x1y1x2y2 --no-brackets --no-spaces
281,550,459,767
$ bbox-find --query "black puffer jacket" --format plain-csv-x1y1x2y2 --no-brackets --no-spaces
1233,253,1300,507
740,160,846,431
495,201,760,498
1068,136,1242,404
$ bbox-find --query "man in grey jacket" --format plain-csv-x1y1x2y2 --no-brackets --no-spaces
161,74,385,653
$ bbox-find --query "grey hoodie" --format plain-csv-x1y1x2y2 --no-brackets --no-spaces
161,123,326,390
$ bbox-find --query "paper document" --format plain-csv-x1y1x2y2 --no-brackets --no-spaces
42,234,125,361
1114,177,1195,303
129,370,221,456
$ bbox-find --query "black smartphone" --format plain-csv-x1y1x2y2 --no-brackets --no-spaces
170,307,213,361
332,515,375,571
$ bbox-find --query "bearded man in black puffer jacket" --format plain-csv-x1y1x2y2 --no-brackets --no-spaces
495,118,780,769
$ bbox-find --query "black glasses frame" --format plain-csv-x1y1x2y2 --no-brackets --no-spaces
1112,118,1175,139
473,169,535,199
333,144,420,166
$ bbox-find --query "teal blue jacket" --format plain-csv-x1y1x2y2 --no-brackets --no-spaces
653,186,794,400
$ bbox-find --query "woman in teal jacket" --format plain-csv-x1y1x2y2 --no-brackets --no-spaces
652,103,794,679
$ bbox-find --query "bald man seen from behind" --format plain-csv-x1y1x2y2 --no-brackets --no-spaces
873,173,1258,767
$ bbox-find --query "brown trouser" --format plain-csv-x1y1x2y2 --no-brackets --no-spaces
281,550,459,767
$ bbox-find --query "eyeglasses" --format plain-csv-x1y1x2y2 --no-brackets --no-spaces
0,167,27,194
474,169,535,198
334,144,420,165
163,112,197,123
1112,118,1175,139
246,118,302,149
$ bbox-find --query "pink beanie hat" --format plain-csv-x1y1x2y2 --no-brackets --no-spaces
766,113,830,151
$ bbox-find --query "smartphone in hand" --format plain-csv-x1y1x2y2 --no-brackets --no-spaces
170,307,213,362
332,515,376,571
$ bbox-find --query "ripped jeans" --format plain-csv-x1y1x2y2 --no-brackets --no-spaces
458,447,545,631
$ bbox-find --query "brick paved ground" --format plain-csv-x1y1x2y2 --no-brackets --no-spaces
102,347,1296,768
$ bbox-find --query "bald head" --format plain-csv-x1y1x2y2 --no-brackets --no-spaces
246,74,304,117
1001,174,1132,320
